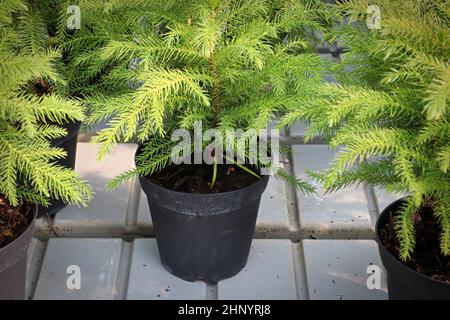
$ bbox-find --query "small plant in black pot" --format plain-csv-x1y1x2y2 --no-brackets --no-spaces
0,1,93,299
282,0,450,299
78,0,329,282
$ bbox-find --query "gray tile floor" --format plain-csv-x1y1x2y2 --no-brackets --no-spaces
26,121,402,300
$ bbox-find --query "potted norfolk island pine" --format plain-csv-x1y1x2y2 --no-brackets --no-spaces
0,1,92,299
282,0,450,299
73,0,329,282
24,0,91,216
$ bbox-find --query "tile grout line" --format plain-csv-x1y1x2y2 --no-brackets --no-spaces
34,214,55,242
28,216,54,299
282,149,310,300
363,183,380,230
37,233,377,241
282,157,301,234
205,283,218,300
115,240,134,300
291,241,310,300
27,240,48,300
125,178,141,233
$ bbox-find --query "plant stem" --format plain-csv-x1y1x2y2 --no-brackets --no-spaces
210,157,218,190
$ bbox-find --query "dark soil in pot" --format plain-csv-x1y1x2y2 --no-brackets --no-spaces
38,120,81,218
376,198,450,299
0,195,36,300
139,150,269,283
149,162,260,193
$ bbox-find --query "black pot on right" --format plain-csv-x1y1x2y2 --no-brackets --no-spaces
376,198,450,300
37,120,81,217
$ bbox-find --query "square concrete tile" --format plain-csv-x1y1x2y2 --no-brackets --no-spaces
218,240,297,300
287,121,325,144
34,238,123,300
303,240,387,300
126,239,206,300
54,143,137,237
375,188,406,214
292,145,373,238
255,177,290,236
135,190,153,235
289,121,308,139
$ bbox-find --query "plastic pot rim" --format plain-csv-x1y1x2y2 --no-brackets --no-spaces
375,197,450,288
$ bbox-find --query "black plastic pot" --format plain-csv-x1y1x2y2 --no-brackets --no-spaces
0,205,36,300
38,121,81,217
139,158,269,282
376,198,450,300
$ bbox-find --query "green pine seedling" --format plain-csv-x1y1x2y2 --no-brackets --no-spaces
0,0,93,208
282,0,450,261
59,0,331,193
